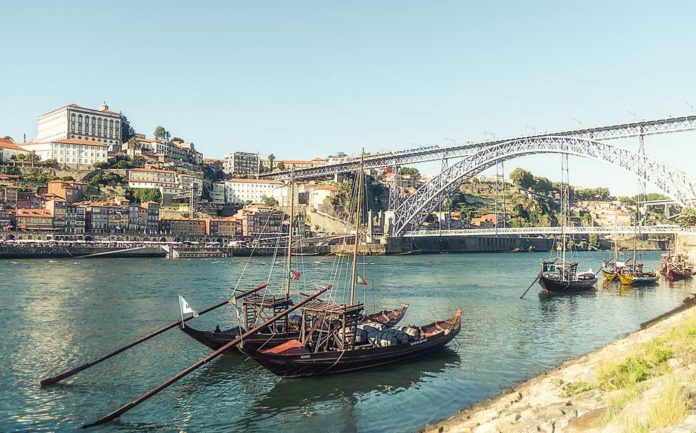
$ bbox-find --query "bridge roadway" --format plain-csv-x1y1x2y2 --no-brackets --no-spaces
402,225,696,237
260,115,696,180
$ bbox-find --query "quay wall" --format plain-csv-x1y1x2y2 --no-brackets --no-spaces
0,245,166,259
675,233,696,259
384,235,554,255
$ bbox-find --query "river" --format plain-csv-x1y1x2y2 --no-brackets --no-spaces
1,251,693,432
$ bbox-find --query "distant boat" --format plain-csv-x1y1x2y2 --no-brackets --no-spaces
538,260,597,293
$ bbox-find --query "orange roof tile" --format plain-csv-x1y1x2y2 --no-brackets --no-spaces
53,138,109,147
128,168,176,174
227,178,283,185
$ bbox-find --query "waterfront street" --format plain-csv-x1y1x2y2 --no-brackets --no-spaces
1,252,693,432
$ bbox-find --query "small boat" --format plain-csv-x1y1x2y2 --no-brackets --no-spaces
666,264,693,282
242,304,461,378
538,260,597,293
181,302,410,353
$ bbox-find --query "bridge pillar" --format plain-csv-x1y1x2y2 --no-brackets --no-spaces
366,210,374,243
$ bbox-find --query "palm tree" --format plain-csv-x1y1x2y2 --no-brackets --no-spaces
268,153,276,171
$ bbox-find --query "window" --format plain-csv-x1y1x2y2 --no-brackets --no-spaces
91,117,96,134
78,114,83,132
97,118,102,136
70,113,76,132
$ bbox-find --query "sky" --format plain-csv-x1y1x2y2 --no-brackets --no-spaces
1,0,696,196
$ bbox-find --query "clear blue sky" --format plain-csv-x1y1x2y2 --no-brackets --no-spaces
2,1,695,196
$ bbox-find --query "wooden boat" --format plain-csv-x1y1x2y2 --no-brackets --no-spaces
600,268,617,282
666,264,693,282
242,304,462,378
181,302,410,353
618,270,660,286
538,260,597,293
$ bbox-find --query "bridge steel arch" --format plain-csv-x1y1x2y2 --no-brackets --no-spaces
391,136,696,237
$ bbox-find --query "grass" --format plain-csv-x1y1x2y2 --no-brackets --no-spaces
596,337,673,392
618,377,689,433
602,385,644,423
559,380,594,397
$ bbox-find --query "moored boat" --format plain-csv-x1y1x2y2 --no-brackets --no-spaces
538,260,597,293
181,302,410,353
242,304,462,378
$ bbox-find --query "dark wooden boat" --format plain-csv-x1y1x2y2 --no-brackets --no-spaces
666,264,693,282
181,302,410,354
242,307,462,378
538,260,597,293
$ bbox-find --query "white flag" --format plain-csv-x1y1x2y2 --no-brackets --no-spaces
178,295,199,320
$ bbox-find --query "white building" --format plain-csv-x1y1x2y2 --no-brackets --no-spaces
224,178,285,205
210,182,225,205
0,137,31,162
37,102,123,150
177,173,204,197
127,168,180,195
308,185,338,210
223,152,259,176
21,138,108,167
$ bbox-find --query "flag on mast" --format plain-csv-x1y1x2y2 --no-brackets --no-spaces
357,274,368,286
178,295,199,320
288,270,300,280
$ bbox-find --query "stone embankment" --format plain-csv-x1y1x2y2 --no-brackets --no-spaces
424,296,696,433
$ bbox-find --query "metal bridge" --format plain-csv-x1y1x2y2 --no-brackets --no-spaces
260,115,696,180
403,226,694,237
259,114,696,237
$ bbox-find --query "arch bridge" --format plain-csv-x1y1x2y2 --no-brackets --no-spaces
391,136,696,237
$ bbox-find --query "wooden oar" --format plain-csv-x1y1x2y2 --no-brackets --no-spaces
520,274,541,299
40,283,269,387
82,284,332,429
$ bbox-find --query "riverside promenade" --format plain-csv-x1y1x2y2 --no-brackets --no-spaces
424,296,696,433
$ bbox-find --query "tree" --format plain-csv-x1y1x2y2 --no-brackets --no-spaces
268,153,276,171
261,195,279,207
401,167,420,179
588,233,600,250
126,188,162,203
277,161,286,170
510,168,535,189
154,126,168,141
121,115,135,142
677,207,696,227
533,176,553,194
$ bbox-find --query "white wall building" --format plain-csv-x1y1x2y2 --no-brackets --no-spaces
224,178,285,205
37,102,123,150
21,138,108,167
127,168,180,195
223,152,259,176
0,138,31,162
210,182,225,205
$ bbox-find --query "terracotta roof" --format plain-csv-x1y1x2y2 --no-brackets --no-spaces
226,178,283,185
53,138,109,147
315,186,338,192
17,208,52,217
0,174,19,180
128,168,176,174
0,138,28,151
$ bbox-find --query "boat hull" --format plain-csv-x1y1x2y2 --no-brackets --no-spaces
667,267,692,282
242,311,461,378
181,304,410,354
180,325,297,353
538,275,596,293
601,269,616,282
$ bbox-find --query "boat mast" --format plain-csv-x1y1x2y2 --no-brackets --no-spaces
560,154,568,279
349,151,364,305
285,171,295,297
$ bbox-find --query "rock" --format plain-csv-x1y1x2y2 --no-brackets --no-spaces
566,407,607,432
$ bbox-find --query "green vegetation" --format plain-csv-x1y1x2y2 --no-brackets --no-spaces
126,188,161,203
400,167,420,180
261,195,278,207
154,125,171,141
95,155,138,169
0,165,21,176
677,207,696,227
89,171,126,187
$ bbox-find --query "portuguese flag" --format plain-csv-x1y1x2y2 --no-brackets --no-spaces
288,270,300,280
357,274,368,286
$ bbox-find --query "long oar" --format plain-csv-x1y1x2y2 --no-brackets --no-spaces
40,283,268,387
83,284,332,429
520,274,541,299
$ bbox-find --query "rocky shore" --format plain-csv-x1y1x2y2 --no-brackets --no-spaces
424,296,696,433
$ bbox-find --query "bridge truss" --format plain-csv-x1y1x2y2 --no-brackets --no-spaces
260,115,696,180
390,136,696,236
403,225,695,237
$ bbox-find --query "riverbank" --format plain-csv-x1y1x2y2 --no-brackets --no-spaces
424,295,696,433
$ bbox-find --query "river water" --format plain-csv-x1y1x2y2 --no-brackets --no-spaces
1,251,693,432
